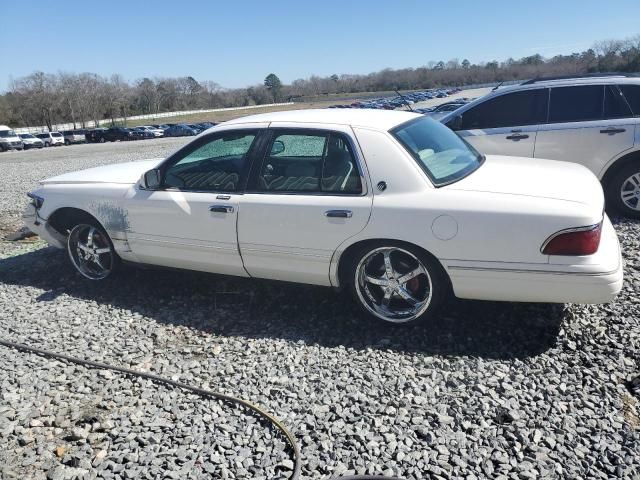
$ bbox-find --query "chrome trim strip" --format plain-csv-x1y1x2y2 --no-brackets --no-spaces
448,265,620,277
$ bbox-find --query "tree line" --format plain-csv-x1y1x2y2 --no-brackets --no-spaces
1,35,638,129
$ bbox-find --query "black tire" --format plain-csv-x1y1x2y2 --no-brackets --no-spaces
64,140,70,146
346,241,449,326
606,162,640,219
66,220,120,280
99,137,106,143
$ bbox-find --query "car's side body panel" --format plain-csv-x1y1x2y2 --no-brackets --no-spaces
23,109,624,307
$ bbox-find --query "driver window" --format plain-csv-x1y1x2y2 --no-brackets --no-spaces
164,132,256,191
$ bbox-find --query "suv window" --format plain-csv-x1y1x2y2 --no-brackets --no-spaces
460,89,548,129
548,85,603,123
604,85,632,119
619,84,640,116
257,131,362,194
164,131,256,192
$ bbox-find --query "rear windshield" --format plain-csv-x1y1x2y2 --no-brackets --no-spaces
391,116,483,186
52,132,62,137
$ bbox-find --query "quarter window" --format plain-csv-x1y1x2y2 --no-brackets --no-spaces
163,131,256,192
619,84,640,116
257,132,362,194
548,85,603,123
603,85,632,119
460,89,548,130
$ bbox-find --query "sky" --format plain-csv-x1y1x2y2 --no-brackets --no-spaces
1,0,639,92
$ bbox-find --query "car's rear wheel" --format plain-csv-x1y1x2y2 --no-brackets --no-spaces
350,243,448,325
607,162,640,219
67,223,118,280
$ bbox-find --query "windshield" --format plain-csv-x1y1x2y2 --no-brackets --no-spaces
20,134,35,139
391,116,483,186
52,132,62,137
0,130,16,138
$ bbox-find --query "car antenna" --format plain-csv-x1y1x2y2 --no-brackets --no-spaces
491,81,504,91
395,89,414,111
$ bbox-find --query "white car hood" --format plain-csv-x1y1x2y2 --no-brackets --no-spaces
40,158,163,185
447,154,604,209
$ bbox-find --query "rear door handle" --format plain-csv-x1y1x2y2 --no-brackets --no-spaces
506,133,529,140
600,127,626,134
325,210,353,218
209,205,234,213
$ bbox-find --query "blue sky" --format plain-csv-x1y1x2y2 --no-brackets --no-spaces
1,0,638,92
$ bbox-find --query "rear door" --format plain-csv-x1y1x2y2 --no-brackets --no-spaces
237,124,372,286
451,89,547,157
535,85,636,176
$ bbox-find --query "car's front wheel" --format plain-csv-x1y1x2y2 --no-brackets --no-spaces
67,223,119,280
607,162,640,219
350,243,448,325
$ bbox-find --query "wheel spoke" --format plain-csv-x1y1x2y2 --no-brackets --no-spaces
77,243,91,253
383,251,394,278
365,275,388,286
381,288,392,307
398,266,424,285
628,174,640,188
94,247,111,254
396,286,419,305
86,227,96,247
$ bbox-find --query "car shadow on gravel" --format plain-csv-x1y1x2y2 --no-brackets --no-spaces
0,247,565,360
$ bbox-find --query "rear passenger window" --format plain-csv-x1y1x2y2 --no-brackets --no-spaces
604,85,632,119
258,132,362,194
460,89,548,130
619,85,640,116
548,86,603,123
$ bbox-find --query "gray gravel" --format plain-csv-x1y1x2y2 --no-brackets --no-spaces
0,142,639,479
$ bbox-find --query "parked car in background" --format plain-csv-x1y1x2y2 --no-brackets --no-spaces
0,126,24,151
164,124,198,137
424,102,468,121
24,109,622,326
19,133,45,149
35,132,65,147
91,127,135,142
441,74,640,218
131,127,155,140
85,128,107,143
62,130,87,145
139,126,164,137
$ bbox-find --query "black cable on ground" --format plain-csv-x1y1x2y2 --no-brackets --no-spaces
0,339,402,480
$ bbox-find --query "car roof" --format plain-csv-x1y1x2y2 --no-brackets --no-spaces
224,108,421,131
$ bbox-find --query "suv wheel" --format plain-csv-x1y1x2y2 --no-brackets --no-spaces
607,162,640,219
349,243,449,326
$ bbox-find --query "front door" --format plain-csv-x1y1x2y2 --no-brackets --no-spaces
452,88,548,158
124,129,261,275
238,126,372,285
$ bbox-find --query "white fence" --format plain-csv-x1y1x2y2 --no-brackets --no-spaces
14,102,294,134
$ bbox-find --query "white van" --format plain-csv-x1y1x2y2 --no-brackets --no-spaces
0,125,24,152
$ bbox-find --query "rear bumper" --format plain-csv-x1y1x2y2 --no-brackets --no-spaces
447,216,623,304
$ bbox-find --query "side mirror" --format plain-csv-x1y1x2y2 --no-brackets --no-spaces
446,114,463,131
142,169,161,190
270,140,285,155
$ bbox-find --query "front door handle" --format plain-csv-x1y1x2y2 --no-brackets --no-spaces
209,205,234,213
600,127,626,134
325,210,353,218
506,133,529,140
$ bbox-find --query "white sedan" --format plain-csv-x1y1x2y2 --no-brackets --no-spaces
23,109,623,325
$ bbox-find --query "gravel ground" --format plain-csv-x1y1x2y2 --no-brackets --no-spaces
0,142,639,479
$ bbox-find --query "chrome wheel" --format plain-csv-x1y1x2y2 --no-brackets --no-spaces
355,247,433,323
67,224,114,280
620,172,640,211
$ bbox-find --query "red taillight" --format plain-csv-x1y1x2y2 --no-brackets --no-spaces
542,222,602,256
